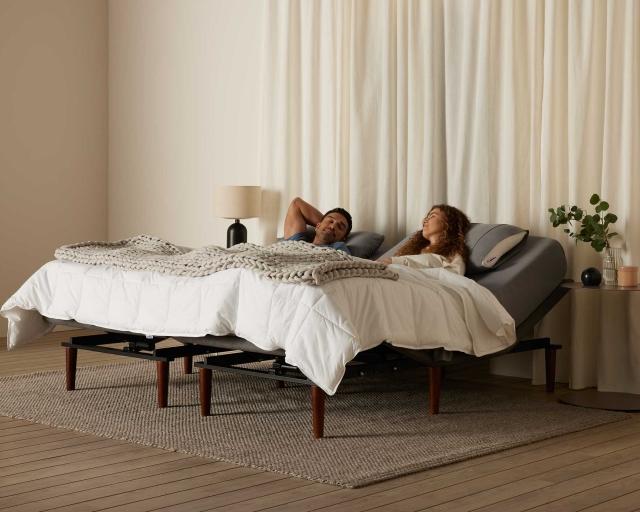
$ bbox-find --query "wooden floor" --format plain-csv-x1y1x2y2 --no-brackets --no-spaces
1,331,640,511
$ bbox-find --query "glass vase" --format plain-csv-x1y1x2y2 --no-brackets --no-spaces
602,247,622,286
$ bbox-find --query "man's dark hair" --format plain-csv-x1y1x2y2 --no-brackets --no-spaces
323,207,353,237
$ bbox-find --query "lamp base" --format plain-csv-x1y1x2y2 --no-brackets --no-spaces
227,220,247,248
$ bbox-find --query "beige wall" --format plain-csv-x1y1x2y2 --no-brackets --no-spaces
0,0,108,336
1,0,262,336
108,0,263,248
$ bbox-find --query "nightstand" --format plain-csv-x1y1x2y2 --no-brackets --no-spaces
558,281,640,411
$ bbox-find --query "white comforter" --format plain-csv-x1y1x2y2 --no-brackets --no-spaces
1,260,516,395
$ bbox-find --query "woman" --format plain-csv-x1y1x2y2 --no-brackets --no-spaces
379,205,470,275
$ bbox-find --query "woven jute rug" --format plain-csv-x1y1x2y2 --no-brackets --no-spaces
0,361,629,487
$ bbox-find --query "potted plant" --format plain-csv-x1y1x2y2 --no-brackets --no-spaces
548,194,619,286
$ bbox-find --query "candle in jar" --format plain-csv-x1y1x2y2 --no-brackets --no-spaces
617,266,638,287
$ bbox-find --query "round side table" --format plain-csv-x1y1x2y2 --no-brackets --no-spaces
558,281,640,412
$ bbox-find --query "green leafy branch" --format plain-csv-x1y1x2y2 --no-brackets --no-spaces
548,193,618,252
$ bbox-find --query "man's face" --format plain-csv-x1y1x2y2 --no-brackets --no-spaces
315,213,349,243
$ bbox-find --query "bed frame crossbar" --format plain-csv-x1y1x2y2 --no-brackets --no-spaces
62,333,216,408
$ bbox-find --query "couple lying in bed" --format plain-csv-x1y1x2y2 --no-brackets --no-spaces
284,197,469,275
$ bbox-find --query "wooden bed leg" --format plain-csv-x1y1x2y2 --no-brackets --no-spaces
545,346,557,393
199,367,212,416
156,361,169,408
65,347,77,391
429,367,442,415
183,355,193,374
311,386,325,439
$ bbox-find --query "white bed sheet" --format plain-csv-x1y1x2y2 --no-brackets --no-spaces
1,260,516,395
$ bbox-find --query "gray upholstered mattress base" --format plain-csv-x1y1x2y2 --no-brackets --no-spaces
471,236,566,327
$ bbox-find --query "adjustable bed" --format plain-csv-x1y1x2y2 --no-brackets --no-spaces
1,224,568,438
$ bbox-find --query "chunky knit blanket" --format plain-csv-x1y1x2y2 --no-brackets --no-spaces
54,235,398,286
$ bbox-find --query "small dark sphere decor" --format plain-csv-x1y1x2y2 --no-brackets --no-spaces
581,267,602,287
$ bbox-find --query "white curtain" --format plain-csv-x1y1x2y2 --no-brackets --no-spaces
259,0,638,260
259,1,640,385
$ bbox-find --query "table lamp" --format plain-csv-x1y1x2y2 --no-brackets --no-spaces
213,185,262,247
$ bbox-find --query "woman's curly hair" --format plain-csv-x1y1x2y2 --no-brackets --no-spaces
394,204,470,261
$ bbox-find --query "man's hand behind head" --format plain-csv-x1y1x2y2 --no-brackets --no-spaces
283,197,323,239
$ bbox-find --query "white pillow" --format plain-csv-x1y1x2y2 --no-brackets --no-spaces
466,224,529,275
481,231,529,268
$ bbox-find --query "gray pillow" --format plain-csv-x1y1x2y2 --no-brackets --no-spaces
465,223,529,275
281,227,384,260
345,231,385,259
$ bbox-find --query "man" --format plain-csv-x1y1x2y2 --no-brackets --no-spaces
283,197,352,254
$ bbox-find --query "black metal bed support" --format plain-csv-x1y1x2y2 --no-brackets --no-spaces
194,336,561,438
195,352,325,438
61,333,213,407
194,346,419,439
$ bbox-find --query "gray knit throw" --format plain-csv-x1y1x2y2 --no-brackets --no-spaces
54,235,398,286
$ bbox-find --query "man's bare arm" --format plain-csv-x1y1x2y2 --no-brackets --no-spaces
283,197,324,238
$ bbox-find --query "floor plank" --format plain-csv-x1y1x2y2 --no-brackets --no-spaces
3,462,245,512
526,472,640,512
0,451,191,498
468,457,640,512
0,445,180,487
579,487,640,512
166,479,324,512
0,456,208,507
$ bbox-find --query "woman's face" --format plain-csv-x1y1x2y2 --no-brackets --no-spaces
422,208,446,239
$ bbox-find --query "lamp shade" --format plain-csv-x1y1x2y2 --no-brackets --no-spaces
213,185,262,219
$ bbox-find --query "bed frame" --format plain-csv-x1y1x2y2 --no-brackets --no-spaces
55,281,566,439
